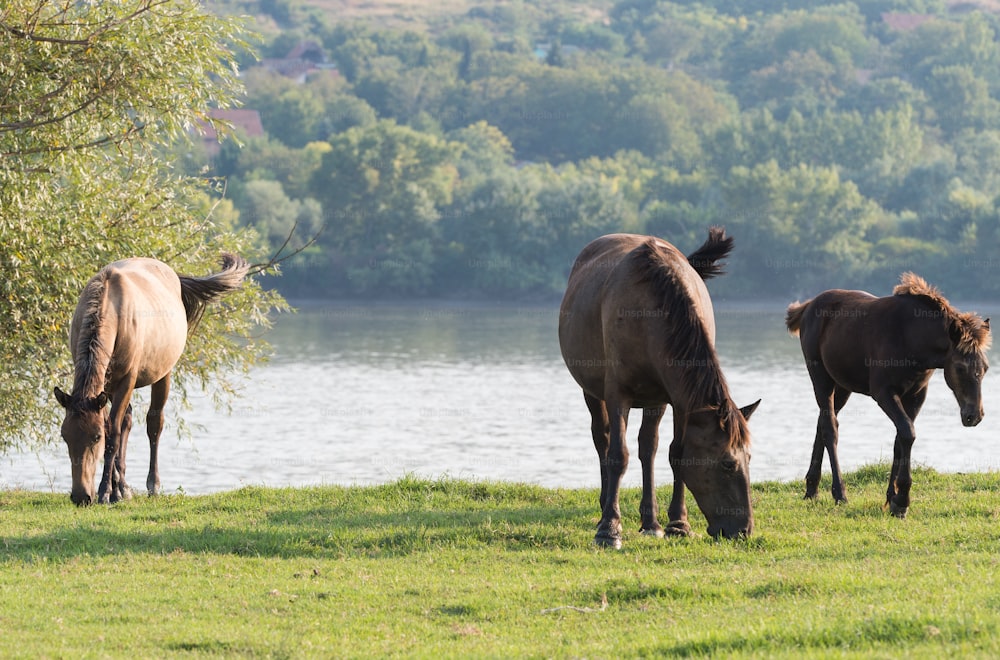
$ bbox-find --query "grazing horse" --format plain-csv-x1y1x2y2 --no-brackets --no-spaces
54,254,250,505
786,273,990,517
559,228,760,548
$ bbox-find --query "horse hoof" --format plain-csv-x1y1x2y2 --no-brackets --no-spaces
594,534,623,550
664,521,692,537
889,500,908,519
640,527,665,538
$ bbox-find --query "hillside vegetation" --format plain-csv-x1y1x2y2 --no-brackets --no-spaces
195,1,1000,300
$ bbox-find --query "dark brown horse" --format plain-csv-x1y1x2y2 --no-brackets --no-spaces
54,254,250,505
786,273,990,516
559,228,759,548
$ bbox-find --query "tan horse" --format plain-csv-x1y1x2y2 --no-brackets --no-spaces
54,254,249,505
559,228,759,548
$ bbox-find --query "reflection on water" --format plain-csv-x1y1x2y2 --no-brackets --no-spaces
5,300,1000,495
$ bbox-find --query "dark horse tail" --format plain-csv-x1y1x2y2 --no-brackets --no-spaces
785,300,811,336
178,253,250,330
685,226,734,280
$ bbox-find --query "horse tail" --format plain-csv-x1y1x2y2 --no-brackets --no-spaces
685,226,734,280
178,252,250,331
785,300,810,336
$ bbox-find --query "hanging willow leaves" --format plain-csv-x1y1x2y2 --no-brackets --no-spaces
0,1,288,452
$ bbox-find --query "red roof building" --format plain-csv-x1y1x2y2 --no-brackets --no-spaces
881,12,936,31
195,109,265,157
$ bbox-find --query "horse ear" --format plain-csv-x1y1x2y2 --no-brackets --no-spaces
985,318,991,331
54,387,71,409
93,392,109,410
739,399,761,421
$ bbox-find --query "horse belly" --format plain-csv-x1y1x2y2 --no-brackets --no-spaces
559,319,610,399
126,301,188,388
134,342,186,388
813,334,868,393
825,363,870,395
559,260,613,399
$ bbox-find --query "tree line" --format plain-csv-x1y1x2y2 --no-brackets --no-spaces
195,0,1000,300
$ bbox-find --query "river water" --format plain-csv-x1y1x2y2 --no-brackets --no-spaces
4,301,1000,495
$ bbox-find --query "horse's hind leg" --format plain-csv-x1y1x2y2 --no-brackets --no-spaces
804,416,825,499
805,370,848,503
584,392,610,510
594,393,630,549
146,375,170,496
827,387,851,503
637,405,666,537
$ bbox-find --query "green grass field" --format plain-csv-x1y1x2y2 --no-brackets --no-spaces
3,465,1000,657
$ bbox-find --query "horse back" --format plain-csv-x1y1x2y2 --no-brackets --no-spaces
796,289,944,394
559,234,711,404
94,258,189,388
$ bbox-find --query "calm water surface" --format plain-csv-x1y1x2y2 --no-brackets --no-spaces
5,301,1000,495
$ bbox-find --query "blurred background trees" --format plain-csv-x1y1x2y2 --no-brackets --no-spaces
192,1,1000,300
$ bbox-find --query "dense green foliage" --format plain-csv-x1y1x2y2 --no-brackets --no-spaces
199,0,1000,300
0,1,288,452
4,467,1000,656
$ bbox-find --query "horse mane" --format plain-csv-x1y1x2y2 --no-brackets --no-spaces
631,239,750,449
70,273,111,403
892,272,992,354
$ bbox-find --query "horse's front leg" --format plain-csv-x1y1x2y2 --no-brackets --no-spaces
595,396,630,549
98,383,136,504
665,412,691,536
874,389,918,518
146,375,171,496
97,427,115,505
109,403,134,502
637,405,666,537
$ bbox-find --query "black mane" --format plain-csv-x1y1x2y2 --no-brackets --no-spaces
630,239,748,448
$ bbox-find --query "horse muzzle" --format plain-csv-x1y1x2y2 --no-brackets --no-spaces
962,414,983,427
961,407,983,427
70,490,93,507
708,519,753,539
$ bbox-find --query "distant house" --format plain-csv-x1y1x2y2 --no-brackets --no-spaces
258,40,338,83
881,12,936,31
195,109,265,157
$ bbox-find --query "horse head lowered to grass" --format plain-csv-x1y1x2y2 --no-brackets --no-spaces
559,228,760,548
785,272,990,517
54,254,250,506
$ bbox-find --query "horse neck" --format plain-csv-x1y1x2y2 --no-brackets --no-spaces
657,315,731,414
72,285,117,399
917,315,955,371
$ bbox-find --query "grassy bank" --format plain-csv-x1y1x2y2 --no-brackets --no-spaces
3,466,1000,657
